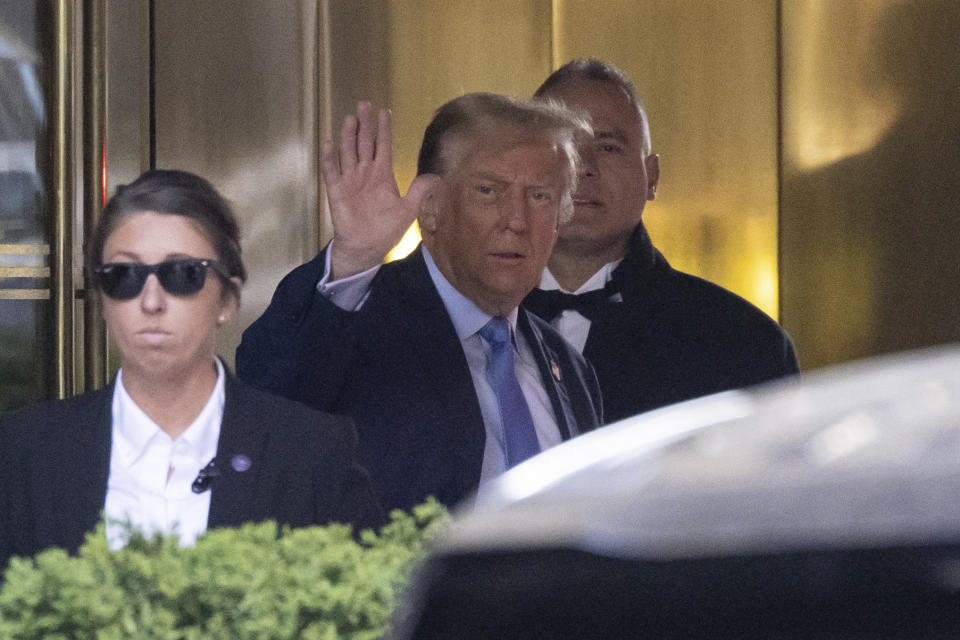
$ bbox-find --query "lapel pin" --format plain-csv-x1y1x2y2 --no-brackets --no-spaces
231,454,252,472
551,360,562,382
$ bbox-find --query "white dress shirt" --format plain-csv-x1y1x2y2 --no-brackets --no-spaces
104,359,225,549
537,260,622,354
316,242,563,484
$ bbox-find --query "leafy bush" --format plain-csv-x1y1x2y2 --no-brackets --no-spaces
0,501,448,639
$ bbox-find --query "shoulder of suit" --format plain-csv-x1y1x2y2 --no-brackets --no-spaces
225,374,355,444
366,248,440,316
0,388,111,448
1,388,110,421
277,248,328,290
621,233,769,318
641,266,781,324
374,246,422,284
226,373,331,420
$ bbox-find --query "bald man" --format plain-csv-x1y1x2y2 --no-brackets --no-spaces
524,59,798,423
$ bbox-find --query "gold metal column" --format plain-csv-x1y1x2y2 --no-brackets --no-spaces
52,0,76,398
84,0,108,389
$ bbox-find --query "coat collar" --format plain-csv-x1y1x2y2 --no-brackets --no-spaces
75,386,115,536
609,223,671,296
517,307,577,441
403,243,582,442
394,245,441,310
55,370,260,541
206,372,269,528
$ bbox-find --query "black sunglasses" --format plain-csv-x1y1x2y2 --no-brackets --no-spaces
94,258,230,300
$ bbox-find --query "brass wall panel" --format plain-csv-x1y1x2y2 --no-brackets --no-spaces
780,0,960,369
104,0,149,191
83,0,107,389
385,0,553,188
324,0,554,181
88,0,960,386
100,0,151,380
154,0,320,369
554,0,780,318
320,1,394,247
51,0,76,397
323,0,553,258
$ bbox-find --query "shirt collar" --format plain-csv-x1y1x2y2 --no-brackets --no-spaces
539,258,622,294
422,244,519,340
111,359,226,466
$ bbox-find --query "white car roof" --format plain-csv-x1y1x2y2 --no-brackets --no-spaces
445,345,960,560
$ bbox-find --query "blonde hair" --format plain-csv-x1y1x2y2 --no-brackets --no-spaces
416,92,590,223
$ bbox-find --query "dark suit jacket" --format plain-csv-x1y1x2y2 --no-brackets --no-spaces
0,372,383,568
526,225,799,424
236,246,602,513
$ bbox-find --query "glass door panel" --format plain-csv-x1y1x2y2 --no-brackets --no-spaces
0,2,52,409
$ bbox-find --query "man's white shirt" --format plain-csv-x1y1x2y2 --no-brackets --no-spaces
536,259,621,353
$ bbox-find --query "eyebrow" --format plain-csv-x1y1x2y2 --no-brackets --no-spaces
104,251,201,263
594,129,630,144
104,250,142,262
164,252,199,261
468,171,508,183
468,170,561,190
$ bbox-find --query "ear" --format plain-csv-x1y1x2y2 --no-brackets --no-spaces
645,154,660,201
217,277,244,325
417,179,443,235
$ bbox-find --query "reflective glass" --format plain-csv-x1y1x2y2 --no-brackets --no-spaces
0,1,50,409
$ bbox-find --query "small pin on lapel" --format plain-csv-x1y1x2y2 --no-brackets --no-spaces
231,454,252,472
551,360,561,382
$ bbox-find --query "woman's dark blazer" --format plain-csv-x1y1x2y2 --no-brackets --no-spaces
0,371,384,569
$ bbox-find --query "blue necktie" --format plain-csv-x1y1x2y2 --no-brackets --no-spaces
479,317,541,468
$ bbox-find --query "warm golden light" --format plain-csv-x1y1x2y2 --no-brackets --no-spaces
780,0,960,368
783,0,903,171
386,221,421,262
379,0,783,319
554,0,781,320
380,0,553,263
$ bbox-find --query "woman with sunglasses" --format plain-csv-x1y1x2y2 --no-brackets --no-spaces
1,170,383,566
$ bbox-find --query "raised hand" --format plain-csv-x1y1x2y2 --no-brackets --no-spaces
322,101,438,279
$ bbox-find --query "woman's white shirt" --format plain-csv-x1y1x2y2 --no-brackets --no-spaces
104,360,225,549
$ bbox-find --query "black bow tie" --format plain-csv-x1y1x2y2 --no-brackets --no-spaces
524,282,621,323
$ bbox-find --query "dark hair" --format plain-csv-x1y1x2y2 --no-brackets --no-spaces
534,58,653,155
88,169,247,301
535,58,638,103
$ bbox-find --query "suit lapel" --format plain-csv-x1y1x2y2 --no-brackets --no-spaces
207,373,267,528
584,224,663,367
518,309,576,440
394,248,488,492
40,387,113,552
76,388,113,536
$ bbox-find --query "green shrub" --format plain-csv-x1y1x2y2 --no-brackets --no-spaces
0,500,448,639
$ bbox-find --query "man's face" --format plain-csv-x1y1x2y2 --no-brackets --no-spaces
423,137,570,316
541,78,659,257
